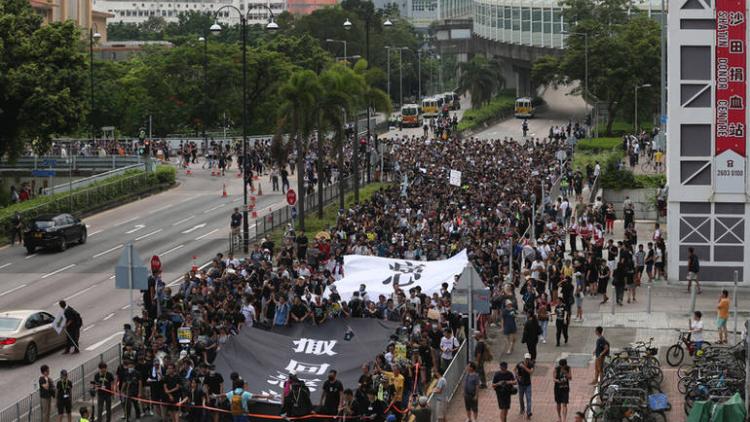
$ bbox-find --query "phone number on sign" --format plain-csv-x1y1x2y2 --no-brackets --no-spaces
717,170,744,176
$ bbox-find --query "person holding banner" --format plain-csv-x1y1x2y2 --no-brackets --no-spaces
58,301,82,354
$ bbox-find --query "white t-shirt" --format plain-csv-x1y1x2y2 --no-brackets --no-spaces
241,304,256,327
440,336,459,360
530,260,544,280
691,319,704,342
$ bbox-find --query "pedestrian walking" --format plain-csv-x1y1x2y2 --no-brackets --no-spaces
554,303,570,347
56,370,73,422
439,328,460,372
591,326,609,385
717,290,730,344
521,311,541,361
536,294,551,344
502,301,517,355
122,359,142,421
92,362,114,422
39,365,54,422
10,211,23,246
463,362,480,422
491,362,517,422
432,367,447,422
473,331,489,388
687,247,702,294
59,301,82,354
554,358,572,422
516,353,534,419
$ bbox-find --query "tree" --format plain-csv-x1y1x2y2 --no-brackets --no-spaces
457,56,504,109
0,0,87,159
532,1,660,134
277,70,322,231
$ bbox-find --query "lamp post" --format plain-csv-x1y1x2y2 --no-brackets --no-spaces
634,83,652,133
417,49,422,101
89,27,101,144
210,6,278,254
198,35,208,153
325,38,347,62
385,46,392,100
562,30,589,134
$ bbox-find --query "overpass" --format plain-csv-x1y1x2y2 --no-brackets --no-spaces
433,0,665,96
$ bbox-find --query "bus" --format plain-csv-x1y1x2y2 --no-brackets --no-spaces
400,104,422,127
443,92,461,110
421,98,439,118
514,97,534,118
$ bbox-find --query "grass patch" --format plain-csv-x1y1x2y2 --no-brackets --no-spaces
268,182,389,246
576,137,622,152
595,119,654,137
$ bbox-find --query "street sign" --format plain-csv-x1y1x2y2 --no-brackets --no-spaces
291,205,297,219
31,169,56,177
451,288,492,314
660,114,668,124
115,243,149,290
286,189,297,206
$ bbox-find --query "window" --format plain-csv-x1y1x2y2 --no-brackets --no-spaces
552,9,563,34
532,8,542,32
512,7,520,31
521,7,531,32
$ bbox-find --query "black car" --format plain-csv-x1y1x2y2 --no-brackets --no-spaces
23,213,87,254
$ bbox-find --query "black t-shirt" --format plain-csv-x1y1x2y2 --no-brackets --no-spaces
164,374,181,401
231,212,242,228
93,372,115,397
607,246,618,261
39,376,53,399
322,379,343,411
205,373,224,395
595,336,609,357
515,361,534,386
364,399,387,422
492,371,515,397
311,304,327,323
474,340,486,360
56,380,72,402
291,303,309,319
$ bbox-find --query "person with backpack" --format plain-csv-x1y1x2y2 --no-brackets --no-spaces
221,380,271,422
59,301,82,354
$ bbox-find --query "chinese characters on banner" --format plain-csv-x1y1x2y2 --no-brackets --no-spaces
264,338,338,397
715,0,747,193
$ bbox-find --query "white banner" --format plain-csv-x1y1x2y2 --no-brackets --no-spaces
53,312,66,335
449,169,462,187
326,250,469,302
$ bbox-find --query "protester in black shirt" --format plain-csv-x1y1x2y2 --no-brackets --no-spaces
59,300,82,354
56,370,73,422
363,390,387,422
163,363,182,422
491,362,516,422
319,370,344,415
179,378,205,422
39,365,53,422
290,296,310,323
93,362,114,422
122,360,142,421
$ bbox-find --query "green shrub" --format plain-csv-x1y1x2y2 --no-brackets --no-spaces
576,137,622,152
155,165,176,185
595,119,654,137
458,94,516,132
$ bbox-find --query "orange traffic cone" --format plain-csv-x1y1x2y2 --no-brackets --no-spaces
222,183,228,198
257,184,263,196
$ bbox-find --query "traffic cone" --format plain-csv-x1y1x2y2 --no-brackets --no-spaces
185,168,192,175
222,183,228,198
257,184,263,196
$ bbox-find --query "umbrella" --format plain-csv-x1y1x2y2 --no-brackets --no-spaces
315,231,331,240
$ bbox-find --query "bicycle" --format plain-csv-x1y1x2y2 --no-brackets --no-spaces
665,331,711,367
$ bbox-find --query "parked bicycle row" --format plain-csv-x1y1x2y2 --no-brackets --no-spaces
585,338,670,422
679,341,747,416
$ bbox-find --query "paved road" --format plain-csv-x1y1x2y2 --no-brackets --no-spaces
0,161,293,408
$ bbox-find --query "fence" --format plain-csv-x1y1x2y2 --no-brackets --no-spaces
426,340,468,422
0,156,143,172
0,343,121,422
42,164,146,195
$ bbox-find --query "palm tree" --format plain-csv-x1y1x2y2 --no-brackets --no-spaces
458,56,505,109
277,69,321,231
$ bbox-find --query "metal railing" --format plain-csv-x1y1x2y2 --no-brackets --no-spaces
0,343,121,422
42,164,146,195
426,340,468,422
0,156,143,172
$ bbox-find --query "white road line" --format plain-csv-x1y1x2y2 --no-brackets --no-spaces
83,324,95,332
181,223,206,234
89,230,103,236
0,263,11,270
202,204,226,213
195,228,219,240
159,244,184,256
232,197,242,203
114,216,138,227
24,254,37,260
125,224,146,234
102,312,115,321
109,274,116,279
0,284,27,297
41,264,75,279
121,304,130,310
135,229,163,241
85,331,124,351
63,284,98,302
149,204,173,214
172,215,195,226
93,244,123,258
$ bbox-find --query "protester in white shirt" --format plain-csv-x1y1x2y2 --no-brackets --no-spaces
690,311,705,350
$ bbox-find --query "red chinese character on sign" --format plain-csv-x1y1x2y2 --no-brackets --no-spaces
729,95,745,109
729,11,745,25
730,40,744,53
730,67,745,82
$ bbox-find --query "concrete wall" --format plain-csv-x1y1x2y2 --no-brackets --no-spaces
602,188,659,220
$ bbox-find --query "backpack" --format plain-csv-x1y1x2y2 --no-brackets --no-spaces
230,392,244,416
538,305,549,321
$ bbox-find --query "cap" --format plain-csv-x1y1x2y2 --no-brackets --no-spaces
288,369,297,376
524,353,532,360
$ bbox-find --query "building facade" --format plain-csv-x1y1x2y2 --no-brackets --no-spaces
94,0,285,26
667,0,747,282
29,0,112,41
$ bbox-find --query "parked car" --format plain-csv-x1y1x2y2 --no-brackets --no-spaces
0,310,67,363
23,213,87,254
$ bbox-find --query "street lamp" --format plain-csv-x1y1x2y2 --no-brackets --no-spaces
325,38,347,61
562,30,589,134
397,47,408,107
199,35,208,153
634,83,652,133
210,5,278,254
89,26,101,144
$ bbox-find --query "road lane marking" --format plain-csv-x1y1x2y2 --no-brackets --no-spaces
181,223,206,234
63,284,99,302
114,216,138,227
159,244,184,256
109,275,116,279
93,244,123,258
135,229,163,241
172,216,195,226
0,263,11,270
85,331,124,351
121,304,130,310
202,204,226,213
41,264,75,279
0,284,27,297
195,228,219,240
25,254,37,260
83,324,95,332
102,312,115,321
149,204,173,214
89,230,103,236
232,197,242,202
125,224,146,234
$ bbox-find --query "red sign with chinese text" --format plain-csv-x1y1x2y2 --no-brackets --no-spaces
716,0,747,156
